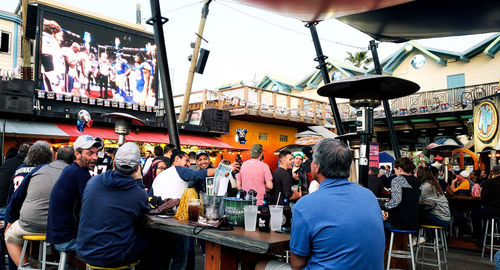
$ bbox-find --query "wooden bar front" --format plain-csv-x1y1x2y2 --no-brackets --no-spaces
145,216,290,269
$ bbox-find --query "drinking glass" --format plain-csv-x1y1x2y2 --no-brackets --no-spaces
244,205,258,231
188,198,200,222
269,205,283,231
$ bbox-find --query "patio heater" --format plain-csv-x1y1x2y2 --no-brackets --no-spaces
102,112,146,146
317,75,419,186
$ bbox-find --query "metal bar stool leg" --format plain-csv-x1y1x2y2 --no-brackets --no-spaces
408,234,416,270
434,229,441,270
441,229,448,270
482,219,490,258
386,232,394,270
58,252,67,270
42,241,47,270
491,218,496,261
415,228,421,265
18,240,28,269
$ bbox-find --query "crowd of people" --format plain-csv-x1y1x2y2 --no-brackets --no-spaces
41,19,157,106
1,136,500,269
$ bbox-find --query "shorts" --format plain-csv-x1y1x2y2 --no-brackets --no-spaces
5,220,41,246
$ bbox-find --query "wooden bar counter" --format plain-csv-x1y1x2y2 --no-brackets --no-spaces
145,216,290,270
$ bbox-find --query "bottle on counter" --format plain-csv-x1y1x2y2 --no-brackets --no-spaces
257,193,271,232
247,189,258,205
282,193,292,232
236,189,247,200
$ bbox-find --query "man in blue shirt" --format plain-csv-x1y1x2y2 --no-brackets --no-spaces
47,135,102,253
290,138,385,270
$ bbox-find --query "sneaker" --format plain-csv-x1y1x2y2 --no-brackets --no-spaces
412,237,426,246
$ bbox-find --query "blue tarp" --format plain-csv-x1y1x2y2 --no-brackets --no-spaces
379,152,394,164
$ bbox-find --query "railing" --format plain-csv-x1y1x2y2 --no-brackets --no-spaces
174,86,333,125
345,82,498,120
173,82,499,124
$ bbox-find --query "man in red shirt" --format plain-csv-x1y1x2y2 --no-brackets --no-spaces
236,144,273,205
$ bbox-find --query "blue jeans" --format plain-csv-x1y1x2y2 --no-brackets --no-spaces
421,214,450,228
54,239,77,252
495,250,500,270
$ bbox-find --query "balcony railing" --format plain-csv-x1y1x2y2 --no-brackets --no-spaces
173,82,499,125
174,86,332,125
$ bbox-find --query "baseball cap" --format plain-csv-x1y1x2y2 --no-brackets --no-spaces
114,142,141,173
74,135,103,150
460,170,470,178
292,151,304,158
196,150,209,159
250,144,263,158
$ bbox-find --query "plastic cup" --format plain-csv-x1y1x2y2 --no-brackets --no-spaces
269,205,284,231
188,199,200,222
244,205,258,231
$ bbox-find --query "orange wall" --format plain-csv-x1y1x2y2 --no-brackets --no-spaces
219,119,298,170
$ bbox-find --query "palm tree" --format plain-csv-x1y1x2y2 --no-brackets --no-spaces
345,51,373,70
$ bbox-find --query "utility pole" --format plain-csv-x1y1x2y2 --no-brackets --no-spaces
179,0,212,123
136,3,141,25
21,0,31,80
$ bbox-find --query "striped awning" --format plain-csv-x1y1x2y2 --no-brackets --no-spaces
0,119,69,138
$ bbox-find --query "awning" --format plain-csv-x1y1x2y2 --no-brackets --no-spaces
337,0,500,42
0,119,69,138
56,124,248,150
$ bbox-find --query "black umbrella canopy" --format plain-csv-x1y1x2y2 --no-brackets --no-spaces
317,75,420,100
337,0,500,42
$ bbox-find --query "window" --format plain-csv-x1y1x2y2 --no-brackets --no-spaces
258,132,268,140
279,135,288,142
447,74,465,89
0,31,10,53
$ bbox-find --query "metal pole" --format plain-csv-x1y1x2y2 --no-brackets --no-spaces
369,40,401,160
21,0,31,80
1,120,5,165
148,0,181,148
179,0,212,123
305,22,344,135
357,106,373,187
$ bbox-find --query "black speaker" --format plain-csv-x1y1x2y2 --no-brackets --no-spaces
195,48,210,74
0,95,33,114
201,109,229,133
25,4,38,40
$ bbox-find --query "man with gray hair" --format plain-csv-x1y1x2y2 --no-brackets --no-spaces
4,143,73,265
290,139,385,269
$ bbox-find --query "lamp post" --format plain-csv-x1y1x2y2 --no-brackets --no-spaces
317,75,420,186
102,112,146,146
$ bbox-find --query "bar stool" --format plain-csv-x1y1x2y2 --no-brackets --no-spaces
19,234,59,270
481,217,500,261
85,261,138,270
416,225,447,270
386,228,417,270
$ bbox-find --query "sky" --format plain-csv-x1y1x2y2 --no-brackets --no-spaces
3,0,495,95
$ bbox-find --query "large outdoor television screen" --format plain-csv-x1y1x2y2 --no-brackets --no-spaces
37,9,157,106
